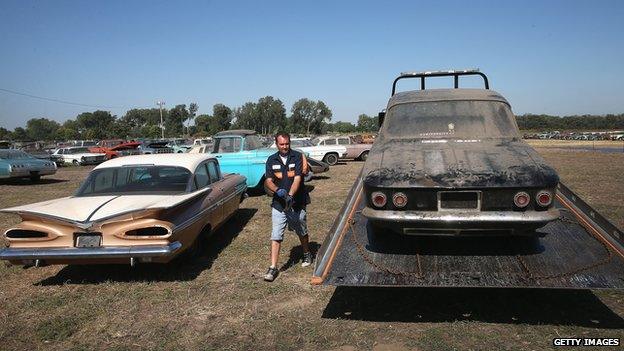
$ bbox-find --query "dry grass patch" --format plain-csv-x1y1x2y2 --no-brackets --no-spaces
0,159,623,350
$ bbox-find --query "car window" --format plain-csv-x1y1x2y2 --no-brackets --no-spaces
69,147,89,154
91,168,115,193
194,164,210,189
58,149,64,155
324,139,337,145
310,138,319,145
77,166,191,196
214,137,242,153
243,135,263,150
0,150,32,159
384,100,520,139
207,161,220,183
338,138,350,145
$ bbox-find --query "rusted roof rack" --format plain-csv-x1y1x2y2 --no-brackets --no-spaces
392,69,489,95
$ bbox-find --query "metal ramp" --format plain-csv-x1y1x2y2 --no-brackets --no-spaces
312,176,624,289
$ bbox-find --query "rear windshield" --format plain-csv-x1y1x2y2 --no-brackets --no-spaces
76,166,191,196
0,150,33,159
383,100,519,139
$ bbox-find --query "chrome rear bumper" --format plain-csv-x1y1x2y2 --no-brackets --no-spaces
0,241,182,261
362,207,560,224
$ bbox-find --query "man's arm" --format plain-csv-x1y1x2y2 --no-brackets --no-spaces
289,176,301,196
264,177,278,196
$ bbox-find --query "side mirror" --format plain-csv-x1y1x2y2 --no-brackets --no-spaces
377,110,386,128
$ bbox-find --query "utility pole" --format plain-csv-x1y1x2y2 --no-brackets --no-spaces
156,100,165,139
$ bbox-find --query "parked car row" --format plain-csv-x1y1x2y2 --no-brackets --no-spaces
523,131,624,140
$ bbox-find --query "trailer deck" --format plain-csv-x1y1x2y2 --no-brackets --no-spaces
312,177,624,288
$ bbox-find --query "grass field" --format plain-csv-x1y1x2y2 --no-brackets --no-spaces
0,148,623,350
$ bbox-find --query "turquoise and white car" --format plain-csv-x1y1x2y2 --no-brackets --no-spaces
0,149,57,182
203,130,275,189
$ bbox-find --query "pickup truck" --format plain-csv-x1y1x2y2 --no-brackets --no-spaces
203,130,275,189
311,135,372,161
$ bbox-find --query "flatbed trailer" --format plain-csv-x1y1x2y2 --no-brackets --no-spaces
312,174,624,289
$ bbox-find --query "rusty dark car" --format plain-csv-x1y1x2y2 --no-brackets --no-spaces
362,70,560,236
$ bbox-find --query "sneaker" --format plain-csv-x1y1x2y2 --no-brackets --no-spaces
301,252,313,267
264,267,279,282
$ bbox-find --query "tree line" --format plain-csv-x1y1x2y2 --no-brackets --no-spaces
516,113,624,131
0,97,382,142
7,105,621,142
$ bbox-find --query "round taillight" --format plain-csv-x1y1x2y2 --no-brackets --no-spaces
392,192,408,208
371,192,387,208
536,190,552,207
513,192,530,208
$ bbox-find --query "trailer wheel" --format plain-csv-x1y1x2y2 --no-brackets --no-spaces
323,153,339,166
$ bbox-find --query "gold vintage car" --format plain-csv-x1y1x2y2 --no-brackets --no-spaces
0,153,247,266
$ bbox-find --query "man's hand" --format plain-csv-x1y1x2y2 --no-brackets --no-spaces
276,188,288,198
284,194,294,211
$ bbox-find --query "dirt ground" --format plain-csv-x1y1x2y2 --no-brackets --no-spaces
0,150,623,350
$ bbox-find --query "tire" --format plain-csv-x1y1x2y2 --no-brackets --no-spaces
359,151,369,161
72,159,80,166
177,151,183,153
323,153,339,166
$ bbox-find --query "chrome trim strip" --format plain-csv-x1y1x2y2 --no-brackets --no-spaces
0,241,182,260
174,188,246,232
362,206,560,223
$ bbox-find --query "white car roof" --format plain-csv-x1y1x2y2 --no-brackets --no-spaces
94,153,217,172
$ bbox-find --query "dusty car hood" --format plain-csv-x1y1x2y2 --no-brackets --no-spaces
1,191,208,224
363,138,559,188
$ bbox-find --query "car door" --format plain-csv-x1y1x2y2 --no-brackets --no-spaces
193,162,223,229
337,137,353,158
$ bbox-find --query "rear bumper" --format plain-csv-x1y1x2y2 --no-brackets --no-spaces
1,168,56,178
362,207,560,234
0,241,182,261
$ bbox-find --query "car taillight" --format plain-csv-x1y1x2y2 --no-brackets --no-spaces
392,192,408,208
536,190,553,207
513,191,530,208
371,192,387,208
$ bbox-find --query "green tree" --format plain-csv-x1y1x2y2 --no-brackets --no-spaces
25,118,60,141
194,114,212,135
233,102,258,131
290,98,332,135
166,104,189,137
186,103,198,136
356,114,379,132
121,108,165,137
76,110,116,139
256,96,287,134
211,104,232,134
333,121,357,133
0,127,12,140
12,127,28,140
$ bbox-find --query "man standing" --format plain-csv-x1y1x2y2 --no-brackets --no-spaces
263,132,312,282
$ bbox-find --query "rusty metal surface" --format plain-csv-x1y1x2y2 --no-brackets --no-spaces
312,181,624,288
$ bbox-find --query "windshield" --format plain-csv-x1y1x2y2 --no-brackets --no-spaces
213,137,242,153
67,147,90,154
383,100,519,139
291,140,313,147
76,166,191,196
0,150,33,159
244,135,263,150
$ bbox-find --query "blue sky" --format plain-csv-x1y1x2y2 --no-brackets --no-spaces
1,0,623,129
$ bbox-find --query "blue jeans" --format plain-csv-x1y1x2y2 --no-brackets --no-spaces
271,207,308,241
